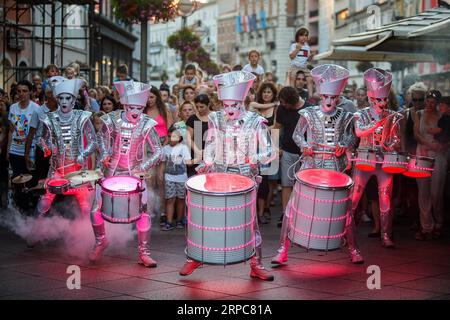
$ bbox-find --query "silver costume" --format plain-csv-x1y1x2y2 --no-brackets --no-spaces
89,81,163,267
36,78,96,217
273,64,364,265
180,71,276,281
293,105,355,171
351,68,401,248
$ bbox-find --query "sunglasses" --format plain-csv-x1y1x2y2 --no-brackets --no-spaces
413,98,425,102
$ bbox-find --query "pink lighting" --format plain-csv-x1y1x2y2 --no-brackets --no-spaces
101,176,142,192
186,173,255,193
188,219,254,231
187,197,256,212
292,227,346,239
186,238,255,252
290,206,348,222
297,169,353,188
294,190,350,204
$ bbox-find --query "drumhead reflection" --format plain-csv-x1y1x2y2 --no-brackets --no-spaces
101,176,141,192
186,173,255,194
296,169,353,189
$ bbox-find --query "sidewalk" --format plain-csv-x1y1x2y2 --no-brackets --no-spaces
0,207,449,300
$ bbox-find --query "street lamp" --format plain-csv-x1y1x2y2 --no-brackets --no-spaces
178,0,199,28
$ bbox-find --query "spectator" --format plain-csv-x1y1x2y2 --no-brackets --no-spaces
288,27,314,97
293,70,309,101
221,64,232,73
232,64,243,71
355,87,369,109
0,99,10,207
41,64,60,92
337,94,357,113
114,64,131,82
172,84,180,99
250,82,279,224
88,88,98,101
182,85,196,104
414,90,446,240
434,96,450,144
274,86,311,227
145,86,174,224
161,85,178,122
174,101,195,145
264,72,277,84
7,80,40,210
178,64,200,101
401,82,428,232
32,74,42,88
24,85,58,186
96,86,111,103
242,49,265,76
64,66,76,79
186,94,211,176
209,92,223,111
100,95,118,113
161,125,193,231
244,87,256,110
251,72,261,92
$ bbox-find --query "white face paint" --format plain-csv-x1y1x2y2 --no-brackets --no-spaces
124,104,144,123
320,94,339,113
369,97,388,113
223,101,243,120
58,93,76,113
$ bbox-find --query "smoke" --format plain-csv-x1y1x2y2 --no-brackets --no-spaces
0,206,135,260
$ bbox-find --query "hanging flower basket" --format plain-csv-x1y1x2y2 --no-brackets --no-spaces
112,0,179,24
167,27,202,53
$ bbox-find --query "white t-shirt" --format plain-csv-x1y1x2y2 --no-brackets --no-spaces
8,101,40,156
163,143,191,183
289,43,311,68
242,64,265,75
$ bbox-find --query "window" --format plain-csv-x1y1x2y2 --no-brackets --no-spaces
335,9,349,27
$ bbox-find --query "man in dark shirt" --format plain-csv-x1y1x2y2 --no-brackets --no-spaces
435,96,450,144
294,70,309,101
274,86,310,227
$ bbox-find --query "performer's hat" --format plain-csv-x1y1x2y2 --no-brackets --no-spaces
53,78,84,97
213,71,256,102
311,64,349,96
364,68,392,99
114,80,151,107
48,76,65,90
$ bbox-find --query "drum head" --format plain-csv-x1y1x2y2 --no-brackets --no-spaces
403,171,432,178
47,178,69,187
186,173,255,195
355,164,376,171
101,176,141,192
296,169,353,190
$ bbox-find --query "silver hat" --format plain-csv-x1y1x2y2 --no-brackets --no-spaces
213,71,256,102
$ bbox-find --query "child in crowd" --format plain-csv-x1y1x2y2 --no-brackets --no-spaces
242,50,265,76
64,67,76,79
174,101,195,145
430,96,450,145
178,64,200,101
288,27,314,97
161,125,193,231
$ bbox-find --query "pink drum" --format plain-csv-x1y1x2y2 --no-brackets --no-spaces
185,173,256,265
354,149,376,171
100,176,144,223
382,152,408,174
403,155,434,178
47,178,70,194
289,169,353,251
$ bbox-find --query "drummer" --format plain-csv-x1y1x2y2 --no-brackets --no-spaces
179,71,277,281
272,64,364,266
35,77,97,220
350,68,401,249
88,80,163,268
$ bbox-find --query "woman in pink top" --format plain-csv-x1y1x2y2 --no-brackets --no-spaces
145,86,174,225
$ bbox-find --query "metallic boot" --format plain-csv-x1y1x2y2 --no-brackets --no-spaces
345,213,364,264
179,258,203,276
137,229,157,267
250,247,274,281
380,211,395,248
272,210,291,266
89,223,109,262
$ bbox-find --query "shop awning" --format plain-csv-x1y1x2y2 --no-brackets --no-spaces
315,7,450,63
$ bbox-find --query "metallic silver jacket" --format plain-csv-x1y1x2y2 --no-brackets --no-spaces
97,110,163,177
293,106,355,171
41,110,96,176
203,110,276,178
354,108,401,157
